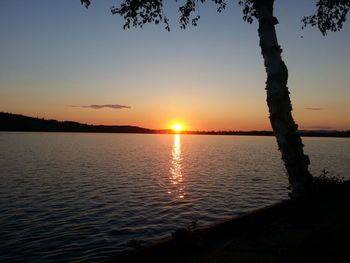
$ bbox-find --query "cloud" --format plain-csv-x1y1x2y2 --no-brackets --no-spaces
304,107,323,111
68,104,131,110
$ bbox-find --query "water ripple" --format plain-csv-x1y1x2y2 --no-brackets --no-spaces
0,133,349,262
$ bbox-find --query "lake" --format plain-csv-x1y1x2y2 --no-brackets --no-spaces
0,132,349,262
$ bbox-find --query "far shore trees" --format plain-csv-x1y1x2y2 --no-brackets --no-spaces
80,0,349,199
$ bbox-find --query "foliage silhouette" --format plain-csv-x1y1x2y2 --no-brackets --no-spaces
0,112,152,134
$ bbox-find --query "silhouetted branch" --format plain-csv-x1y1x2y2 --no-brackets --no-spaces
302,0,350,35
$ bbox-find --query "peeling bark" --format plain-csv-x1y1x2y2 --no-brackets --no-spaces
254,0,313,199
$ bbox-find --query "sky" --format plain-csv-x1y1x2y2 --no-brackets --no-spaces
0,0,349,131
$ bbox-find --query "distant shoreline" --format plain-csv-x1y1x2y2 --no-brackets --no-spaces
1,112,349,138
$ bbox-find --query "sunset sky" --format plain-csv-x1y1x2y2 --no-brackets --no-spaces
0,0,349,131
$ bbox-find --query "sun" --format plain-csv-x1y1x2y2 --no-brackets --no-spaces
172,123,183,132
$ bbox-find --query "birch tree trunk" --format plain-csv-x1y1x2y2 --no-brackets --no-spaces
254,0,313,199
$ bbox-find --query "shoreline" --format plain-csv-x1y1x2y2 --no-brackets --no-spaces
1,112,349,138
106,181,350,263
1,130,350,138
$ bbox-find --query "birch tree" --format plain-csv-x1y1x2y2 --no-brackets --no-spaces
80,0,349,199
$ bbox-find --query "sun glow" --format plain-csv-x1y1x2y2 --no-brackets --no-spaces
172,123,183,132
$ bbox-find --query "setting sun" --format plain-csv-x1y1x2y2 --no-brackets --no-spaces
172,123,183,132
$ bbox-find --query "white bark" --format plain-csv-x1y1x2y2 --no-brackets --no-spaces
255,0,313,199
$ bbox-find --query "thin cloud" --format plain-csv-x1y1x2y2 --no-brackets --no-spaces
68,104,132,110
304,107,323,111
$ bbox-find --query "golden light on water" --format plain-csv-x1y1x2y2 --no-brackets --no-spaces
169,134,185,199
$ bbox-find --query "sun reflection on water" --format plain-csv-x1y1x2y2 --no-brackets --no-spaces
168,134,185,199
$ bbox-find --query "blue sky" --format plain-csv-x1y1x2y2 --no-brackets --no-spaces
0,0,349,130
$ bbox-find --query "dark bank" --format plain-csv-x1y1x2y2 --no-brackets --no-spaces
107,180,350,263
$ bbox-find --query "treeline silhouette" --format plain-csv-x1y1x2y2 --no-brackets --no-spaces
1,112,349,137
180,130,350,137
0,112,152,134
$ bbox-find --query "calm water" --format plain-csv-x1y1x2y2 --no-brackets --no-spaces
1,132,349,262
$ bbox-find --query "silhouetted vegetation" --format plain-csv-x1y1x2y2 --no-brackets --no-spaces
182,130,350,138
0,112,151,134
313,169,345,191
1,112,349,137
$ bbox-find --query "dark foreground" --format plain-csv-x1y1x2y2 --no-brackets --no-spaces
107,181,350,263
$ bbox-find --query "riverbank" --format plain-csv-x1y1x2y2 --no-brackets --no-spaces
107,181,350,263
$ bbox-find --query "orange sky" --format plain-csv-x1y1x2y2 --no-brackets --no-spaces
1,1,349,131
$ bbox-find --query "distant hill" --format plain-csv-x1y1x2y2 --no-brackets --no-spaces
0,112,153,134
1,112,349,137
